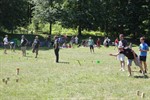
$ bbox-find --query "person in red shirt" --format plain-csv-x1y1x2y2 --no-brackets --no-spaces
114,37,119,50
96,38,101,48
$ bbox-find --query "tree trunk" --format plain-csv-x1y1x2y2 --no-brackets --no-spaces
78,24,82,36
49,22,52,35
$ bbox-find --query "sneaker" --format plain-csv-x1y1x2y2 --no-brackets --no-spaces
142,71,145,76
119,68,123,71
122,69,125,71
128,74,132,77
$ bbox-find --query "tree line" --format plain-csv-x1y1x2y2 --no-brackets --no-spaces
0,0,150,37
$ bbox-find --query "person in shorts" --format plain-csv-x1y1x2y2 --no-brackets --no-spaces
88,37,94,53
32,36,40,58
9,41,16,52
117,34,128,71
3,35,9,54
110,47,145,76
139,37,149,73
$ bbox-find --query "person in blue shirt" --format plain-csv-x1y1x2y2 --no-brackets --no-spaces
139,37,149,73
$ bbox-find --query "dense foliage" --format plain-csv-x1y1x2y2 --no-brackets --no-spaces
0,0,150,37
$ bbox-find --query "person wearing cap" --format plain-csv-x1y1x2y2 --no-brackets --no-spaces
32,36,40,58
20,35,28,56
88,37,94,53
54,36,60,63
3,35,9,54
139,37,149,73
110,47,145,76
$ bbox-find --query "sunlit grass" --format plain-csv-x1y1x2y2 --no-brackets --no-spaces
0,46,150,100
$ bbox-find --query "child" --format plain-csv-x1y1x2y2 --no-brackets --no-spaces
88,37,94,53
32,36,40,58
139,37,149,73
110,46,145,76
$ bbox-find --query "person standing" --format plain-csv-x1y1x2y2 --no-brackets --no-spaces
117,34,128,71
47,35,51,48
96,38,101,48
139,37,149,73
32,36,40,58
54,36,60,63
88,37,94,53
114,37,119,50
3,35,9,54
75,36,79,44
20,35,28,57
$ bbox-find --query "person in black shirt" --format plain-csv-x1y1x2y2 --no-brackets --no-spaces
32,36,40,58
20,35,28,56
110,47,145,76
54,36,59,63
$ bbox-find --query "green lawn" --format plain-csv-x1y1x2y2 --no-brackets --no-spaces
0,46,150,100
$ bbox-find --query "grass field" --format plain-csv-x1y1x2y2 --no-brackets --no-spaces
0,46,150,100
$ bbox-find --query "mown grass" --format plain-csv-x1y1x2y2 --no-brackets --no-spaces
0,46,150,100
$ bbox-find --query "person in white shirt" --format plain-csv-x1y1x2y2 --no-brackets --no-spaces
3,35,9,54
75,36,79,44
117,34,128,71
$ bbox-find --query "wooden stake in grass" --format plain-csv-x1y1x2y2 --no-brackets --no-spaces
16,79,19,82
136,90,140,96
17,68,20,75
5,80,8,84
7,77,10,81
2,79,5,82
77,60,81,66
141,93,145,98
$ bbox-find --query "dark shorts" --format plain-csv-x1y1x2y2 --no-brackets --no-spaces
4,44,9,49
90,45,94,49
140,56,147,62
32,47,39,53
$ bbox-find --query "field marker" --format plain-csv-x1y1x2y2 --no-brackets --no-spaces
141,92,145,98
77,60,81,66
17,68,20,75
5,80,8,84
136,90,140,96
2,79,5,82
7,77,10,81
16,79,19,82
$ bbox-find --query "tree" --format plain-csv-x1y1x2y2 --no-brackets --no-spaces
0,0,30,33
31,0,63,35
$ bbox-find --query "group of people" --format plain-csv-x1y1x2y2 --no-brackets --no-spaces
3,35,40,58
110,34,149,77
2,34,149,76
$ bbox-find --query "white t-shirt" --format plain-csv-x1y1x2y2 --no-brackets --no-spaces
3,37,8,45
75,37,78,43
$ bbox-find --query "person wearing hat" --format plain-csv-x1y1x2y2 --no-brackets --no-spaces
3,35,9,54
20,35,28,56
32,36,40,58
88,37,94,53
54,36,60,63
110,47,145,76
